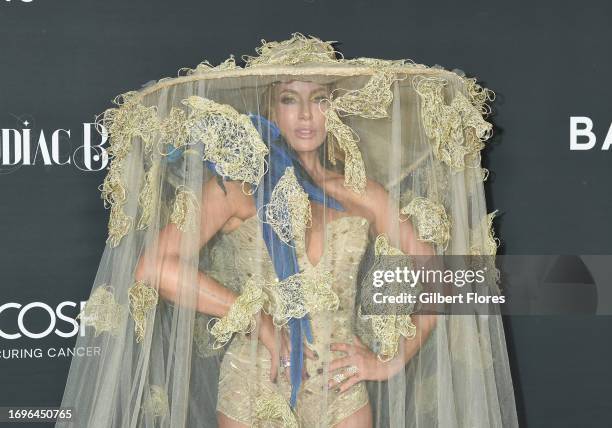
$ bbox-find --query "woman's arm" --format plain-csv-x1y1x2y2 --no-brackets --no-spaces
327,181,439,391
328,314,438,392
364,180,435,257
134,176,250,317
133,177,281,378
368,181,439,362
387,310,438,375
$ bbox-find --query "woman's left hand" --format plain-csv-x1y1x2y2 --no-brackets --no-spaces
327,334,405,393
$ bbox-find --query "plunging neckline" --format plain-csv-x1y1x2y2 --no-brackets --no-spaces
224,214,370,270
301,215,369,269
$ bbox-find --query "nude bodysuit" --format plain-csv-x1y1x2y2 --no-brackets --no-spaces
212,214,371,427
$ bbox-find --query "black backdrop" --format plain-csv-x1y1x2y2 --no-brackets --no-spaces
1,1,611,427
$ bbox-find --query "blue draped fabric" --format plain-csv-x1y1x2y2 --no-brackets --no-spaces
249,113,345,408
162,113,344,409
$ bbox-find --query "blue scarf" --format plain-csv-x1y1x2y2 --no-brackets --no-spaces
163,114,344,408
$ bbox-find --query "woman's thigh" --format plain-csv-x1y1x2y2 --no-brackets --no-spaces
333,401,373,428
217,411,249,428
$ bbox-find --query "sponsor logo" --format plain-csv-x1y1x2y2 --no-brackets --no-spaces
570,116,612,150
0,301,87,340
0,119,109,172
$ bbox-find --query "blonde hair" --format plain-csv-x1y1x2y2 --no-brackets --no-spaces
260,80,346,171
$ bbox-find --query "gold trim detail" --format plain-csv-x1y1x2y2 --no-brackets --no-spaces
253,391,299,428
207,277,268,349
360,234,418,362
76,285,126,337
128,280,159,344
263,167,312,245
400,197,451,249
169,185,201,232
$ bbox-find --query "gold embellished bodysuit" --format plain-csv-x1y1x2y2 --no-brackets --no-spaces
211,214,371,427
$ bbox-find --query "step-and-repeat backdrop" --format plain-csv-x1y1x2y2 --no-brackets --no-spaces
1,1,611,426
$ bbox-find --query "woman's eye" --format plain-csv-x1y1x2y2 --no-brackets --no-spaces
280,96,295,104
312,96,327,102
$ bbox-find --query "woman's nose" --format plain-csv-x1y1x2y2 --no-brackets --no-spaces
299,103,312,119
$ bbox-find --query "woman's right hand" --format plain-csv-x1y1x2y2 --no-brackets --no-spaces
257,312,317,383
257,311,284,383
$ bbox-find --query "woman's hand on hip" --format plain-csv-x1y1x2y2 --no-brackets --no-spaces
327,335,406,393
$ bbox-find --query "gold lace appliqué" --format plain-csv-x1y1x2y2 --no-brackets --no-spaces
360,306,417,362
128,280,159,344
99,162,133,248
323,108,368,194
253,391,299,428
179,55,239,76
96,91,159,248
193,314,220,358
373,233,404,256
360,234,418,362
106,198,134,248
452,91,493,141
343,57,421,68
324,70,406,194
470,210,500,256
207,277,268,349
265,269,339,327
136,160,160,231
452,91,493,159
99,158,127,208
182,96,268,192
158,107,190,154
400,196,451,249
77,285,126,337
142,384,169,418
169,185,200,232
463,76,496,116
97,91,159,159
243,32,338,67
481,167,490,181
414,77,493,171
263,167,312,245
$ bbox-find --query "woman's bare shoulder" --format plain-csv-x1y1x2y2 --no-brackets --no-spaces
207,179,256,233
364,178,389,205
326,176,388,223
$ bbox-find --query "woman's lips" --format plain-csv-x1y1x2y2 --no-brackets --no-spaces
295,128,315,138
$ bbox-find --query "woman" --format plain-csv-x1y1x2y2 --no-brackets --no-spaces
59,33,518,428
135,78,436,427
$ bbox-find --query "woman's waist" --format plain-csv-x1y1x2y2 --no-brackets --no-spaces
226,309,355,358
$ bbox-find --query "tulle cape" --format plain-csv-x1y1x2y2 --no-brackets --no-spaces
57,33,518,428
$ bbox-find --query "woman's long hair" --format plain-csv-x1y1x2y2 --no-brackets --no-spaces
260,80,346,182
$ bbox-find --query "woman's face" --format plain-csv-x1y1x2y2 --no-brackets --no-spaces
271,80,329,153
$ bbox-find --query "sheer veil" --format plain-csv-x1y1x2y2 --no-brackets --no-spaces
57,33,519,427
